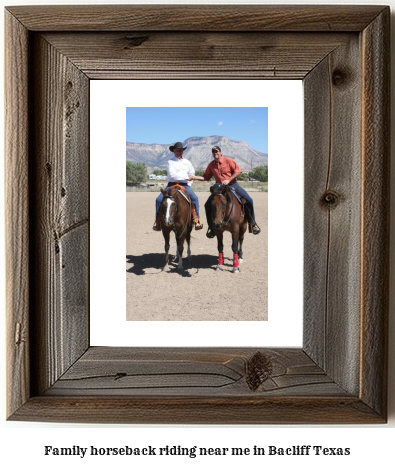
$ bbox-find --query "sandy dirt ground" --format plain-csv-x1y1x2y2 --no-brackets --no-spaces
126,191,267,321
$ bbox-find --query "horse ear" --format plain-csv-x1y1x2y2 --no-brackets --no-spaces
210,183,222,194
161,187,166,195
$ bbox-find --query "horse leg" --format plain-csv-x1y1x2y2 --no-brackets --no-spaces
186,227,192,259
238,233,244,264
177,238,184,272
216,232,224,271
162,230,171,272
231,230,240,273
238,222,247,263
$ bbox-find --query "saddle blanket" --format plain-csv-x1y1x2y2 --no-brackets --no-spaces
229,187,243,205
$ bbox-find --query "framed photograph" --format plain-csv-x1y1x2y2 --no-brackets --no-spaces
5,5,389,423
124,104,270,322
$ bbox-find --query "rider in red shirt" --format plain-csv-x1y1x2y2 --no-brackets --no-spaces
189,146,261,238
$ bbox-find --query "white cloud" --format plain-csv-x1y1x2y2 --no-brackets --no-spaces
218,121,224,126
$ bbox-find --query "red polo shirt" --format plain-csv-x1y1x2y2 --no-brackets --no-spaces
202,156,242,183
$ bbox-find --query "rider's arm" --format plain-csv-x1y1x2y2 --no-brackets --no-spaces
222,170,242,185
189,165,212,182
189,174,204,181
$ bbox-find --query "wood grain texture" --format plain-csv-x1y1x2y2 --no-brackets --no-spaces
41,32,351,80
304,35,362,395
360,9,390,418
46,347,344,397
9,395,384,425
29,35,90,395
5,10,30,418
5,5,389,424
5,5,386,32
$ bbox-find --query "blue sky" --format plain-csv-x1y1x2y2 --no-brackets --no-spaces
126,107,268,153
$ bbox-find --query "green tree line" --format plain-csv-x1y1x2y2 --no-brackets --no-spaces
126,162,268,183
195,166,268,182
126,162,148,183
248,165,268,182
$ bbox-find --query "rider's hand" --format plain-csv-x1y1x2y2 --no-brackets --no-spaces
222,179,230,185
188,174,194,180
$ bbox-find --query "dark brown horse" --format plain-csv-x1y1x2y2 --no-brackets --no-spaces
208,184,247,273
159,186,192,272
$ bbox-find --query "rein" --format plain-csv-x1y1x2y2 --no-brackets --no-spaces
224,189,235,225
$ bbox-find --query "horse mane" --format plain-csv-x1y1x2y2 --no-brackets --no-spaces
162,187,181,198
211,183,226,195
210,184,232,202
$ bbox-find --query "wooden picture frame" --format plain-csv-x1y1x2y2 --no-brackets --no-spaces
5,5,389,424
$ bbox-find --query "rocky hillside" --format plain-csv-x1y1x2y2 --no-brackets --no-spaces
126,135,268,171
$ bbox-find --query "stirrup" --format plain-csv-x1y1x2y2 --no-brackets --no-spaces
252,223,261,235
194,219,203,230
206,228,215,239
153,221,161,231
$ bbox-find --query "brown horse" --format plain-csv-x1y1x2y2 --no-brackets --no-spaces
208,184,248,273
159,186,192,272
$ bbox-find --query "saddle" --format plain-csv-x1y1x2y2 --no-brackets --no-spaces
169,184,190,204
169,183,186,193
211,184,246,205
168,184,199,225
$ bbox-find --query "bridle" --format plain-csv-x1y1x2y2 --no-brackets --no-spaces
161,192,190,239
211,188,235,227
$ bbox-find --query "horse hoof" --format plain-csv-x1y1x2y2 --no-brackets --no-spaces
239,258,243,264
162,266,170,272
216,265,224,271
233,268,240,274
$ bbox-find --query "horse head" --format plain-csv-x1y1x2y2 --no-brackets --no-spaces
160,187,178,226
210,184,229,228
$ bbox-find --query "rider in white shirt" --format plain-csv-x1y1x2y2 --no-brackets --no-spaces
153,142,203,231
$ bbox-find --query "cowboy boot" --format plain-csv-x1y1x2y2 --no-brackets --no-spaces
192,207,203,230
251,222,261,235
205,204,215,238
244,205,261,235
247,218,261,235
206,221,215,238
152,214,161,231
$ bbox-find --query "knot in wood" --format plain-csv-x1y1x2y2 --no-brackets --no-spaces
321,190,340,207
332,68,348,87
246,351,273,391
123,35,150,49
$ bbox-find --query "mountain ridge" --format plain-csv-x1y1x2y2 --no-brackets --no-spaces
126,135,268,171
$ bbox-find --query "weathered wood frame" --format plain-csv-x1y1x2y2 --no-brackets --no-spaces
5,5,389,424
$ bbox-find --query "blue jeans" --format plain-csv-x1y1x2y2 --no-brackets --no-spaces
204,182,256,223
229,183,256,221
155,182,200,219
